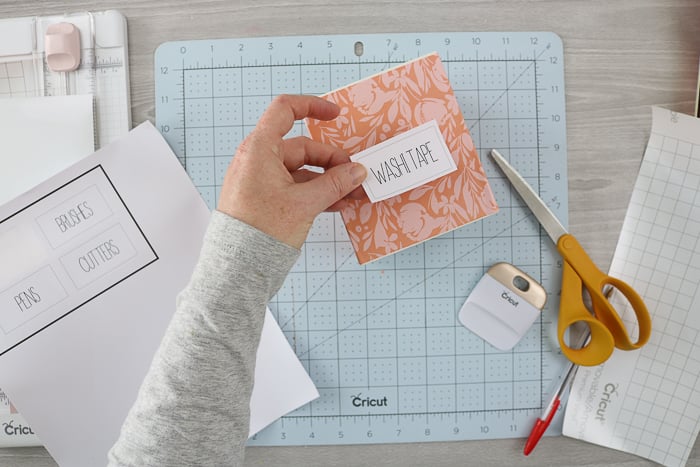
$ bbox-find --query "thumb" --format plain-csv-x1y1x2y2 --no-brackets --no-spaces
303,162,367,214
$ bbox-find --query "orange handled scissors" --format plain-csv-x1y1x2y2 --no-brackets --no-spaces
490,150,652,366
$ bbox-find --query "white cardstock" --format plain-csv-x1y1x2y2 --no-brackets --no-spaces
350,119,457,203
0,95,95,206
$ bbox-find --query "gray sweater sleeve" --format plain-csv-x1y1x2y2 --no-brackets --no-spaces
107,210,300,466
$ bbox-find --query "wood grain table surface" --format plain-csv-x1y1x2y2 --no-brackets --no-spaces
0,0,699,465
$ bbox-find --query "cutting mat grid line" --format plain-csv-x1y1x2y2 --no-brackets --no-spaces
155,32,569,445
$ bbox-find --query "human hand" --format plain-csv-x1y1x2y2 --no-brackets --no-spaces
217,94,367,248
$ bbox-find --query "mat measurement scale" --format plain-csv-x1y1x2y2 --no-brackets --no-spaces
155,31,569,445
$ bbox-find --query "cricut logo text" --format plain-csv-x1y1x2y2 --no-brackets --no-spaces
3,420,34,436
351,393,388,408
501,291,519,307
595,383,619,423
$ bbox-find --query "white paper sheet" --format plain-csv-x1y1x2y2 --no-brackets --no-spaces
0,122,317,466
563,107,700,467
0,95,95,205
251,308,319,437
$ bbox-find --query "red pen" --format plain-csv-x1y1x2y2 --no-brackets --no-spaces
523,358,579,455
525,287,612,455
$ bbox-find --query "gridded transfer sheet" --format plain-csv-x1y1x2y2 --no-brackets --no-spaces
564,107,700,467
155,32,569,444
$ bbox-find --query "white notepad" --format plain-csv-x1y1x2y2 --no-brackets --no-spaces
563,107,700,467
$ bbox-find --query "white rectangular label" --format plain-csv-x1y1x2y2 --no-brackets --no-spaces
0,266,67,334
59,224,137,289
35,184,113,249
350,119,457,203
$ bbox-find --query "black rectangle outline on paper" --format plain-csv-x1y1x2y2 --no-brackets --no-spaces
0,165,159,356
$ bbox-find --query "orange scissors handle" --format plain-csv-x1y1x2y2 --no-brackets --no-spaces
556,234,652,366
557,260,615,365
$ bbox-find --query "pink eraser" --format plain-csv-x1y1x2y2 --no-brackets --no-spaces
45,22,81,72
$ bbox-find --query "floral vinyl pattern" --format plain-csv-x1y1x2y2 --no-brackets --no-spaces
306,53,498,264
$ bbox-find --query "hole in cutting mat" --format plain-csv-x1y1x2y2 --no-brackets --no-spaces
354,41,364,57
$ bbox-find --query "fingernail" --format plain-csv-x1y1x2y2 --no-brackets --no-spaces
351,163,367,184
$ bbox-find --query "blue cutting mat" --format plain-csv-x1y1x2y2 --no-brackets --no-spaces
155,32,569,445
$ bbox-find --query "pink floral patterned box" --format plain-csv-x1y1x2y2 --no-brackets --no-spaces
306,53,498,264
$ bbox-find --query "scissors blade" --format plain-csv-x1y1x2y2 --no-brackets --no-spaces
490,149,568,243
